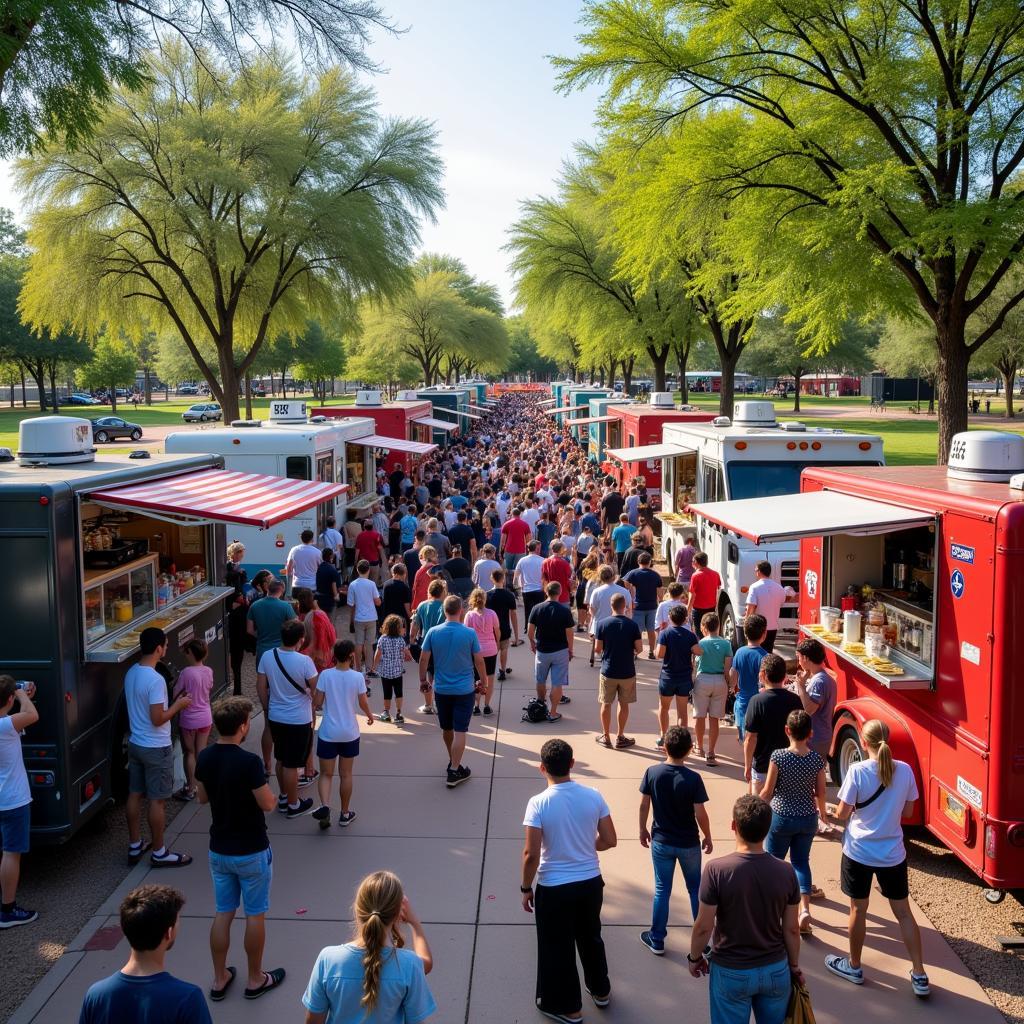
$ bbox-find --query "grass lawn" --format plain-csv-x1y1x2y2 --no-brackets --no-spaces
0,392,355,452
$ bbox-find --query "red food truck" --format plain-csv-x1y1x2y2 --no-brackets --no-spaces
319,390,437,478
603,397,715,491
687,430,1024,902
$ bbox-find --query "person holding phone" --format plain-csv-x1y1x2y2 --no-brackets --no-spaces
0,676,38,928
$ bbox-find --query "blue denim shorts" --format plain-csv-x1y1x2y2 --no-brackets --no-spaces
316,737,360,760
658,675,693,698
633,608,657,632
0,803,31,854
209,847,273,915
535,648,570,687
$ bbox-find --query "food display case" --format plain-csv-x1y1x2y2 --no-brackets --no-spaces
83,554,158,644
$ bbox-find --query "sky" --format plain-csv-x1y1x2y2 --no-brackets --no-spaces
0,0,602,311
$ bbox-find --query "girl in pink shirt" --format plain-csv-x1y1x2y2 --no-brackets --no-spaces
464,588,500,716
174,638,214,800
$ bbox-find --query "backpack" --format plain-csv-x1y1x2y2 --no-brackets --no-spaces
522,697,549,724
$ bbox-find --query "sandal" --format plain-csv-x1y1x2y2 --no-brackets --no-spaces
511,639,524,647
706,753,717,766
798,911,813,935
546,713,563,722
244,967,286,1000
808,885,826,900
127,840,152,864
210,966,236,1001
595,734,612,747
150,849,193,868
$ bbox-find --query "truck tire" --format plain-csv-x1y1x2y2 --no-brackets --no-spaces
720,602,738,650
831,724,864,786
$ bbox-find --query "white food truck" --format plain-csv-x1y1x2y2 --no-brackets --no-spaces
165,400,379,577
650,401,884,645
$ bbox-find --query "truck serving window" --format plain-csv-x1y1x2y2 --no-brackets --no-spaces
286,456,311,480
726,460,882,500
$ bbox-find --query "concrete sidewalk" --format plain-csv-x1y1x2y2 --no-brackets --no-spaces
13,640,1002,1024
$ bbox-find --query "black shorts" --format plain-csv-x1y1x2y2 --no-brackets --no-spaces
474,654,497,679
840,854,909,901
435,692,475,733
381,676,404,700
269,720,313,769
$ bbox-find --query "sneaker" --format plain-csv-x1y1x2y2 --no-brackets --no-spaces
536,1005,583,1024
473,705,481,716
911,972,931,998
0,905,38,929
825,955,864,986
298,770,319,788
483,705,493,716
418,704,435,714
447,765,471,788
498,670,506,681
285,798,314,819
338,811,357,827
276,797,289,814
377,711,391,722
312,805,331,830
559,694,571,704
640,930,665,956
656,736,665,747
394,712,405,724
587,987,611,1007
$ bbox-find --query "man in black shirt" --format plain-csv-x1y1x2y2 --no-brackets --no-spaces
380,563,413,629
427,473,444,499
195,697,283,1000
528,582,575,720
742,652,802,792
600,486,625,535
486,566,519,680
403,530,426,582
448,510,477,564
388,463,405,500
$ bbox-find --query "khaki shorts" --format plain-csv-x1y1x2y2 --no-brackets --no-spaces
354,619,377,646
692,672,727,718
599,674,637,705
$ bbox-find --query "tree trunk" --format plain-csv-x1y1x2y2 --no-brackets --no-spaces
20,366,26,407
244,373,253,419
110,383,118,413
48,365,59,412
675,343,689,403
144,366,152,405
717,337,742,417
622,355,635,395
934,323,970,463
1002,364,1017,418
215,347,241,423
792,369,803,413
26,364,46,410
647,343,669,391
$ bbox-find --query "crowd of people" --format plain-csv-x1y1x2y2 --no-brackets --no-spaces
1,390,933,1024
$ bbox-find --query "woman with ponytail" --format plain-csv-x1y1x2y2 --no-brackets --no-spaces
302,870,435,1023
825,719,930,999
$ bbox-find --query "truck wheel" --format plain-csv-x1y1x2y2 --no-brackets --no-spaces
831,725,864,786
983,888,1006,905
720,603,737,649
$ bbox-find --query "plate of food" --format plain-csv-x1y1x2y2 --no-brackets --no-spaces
113,636,138,649
821,632,842,643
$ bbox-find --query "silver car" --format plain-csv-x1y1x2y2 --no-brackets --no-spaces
181,402,222,423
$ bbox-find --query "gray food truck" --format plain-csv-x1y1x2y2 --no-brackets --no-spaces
0,417,346,844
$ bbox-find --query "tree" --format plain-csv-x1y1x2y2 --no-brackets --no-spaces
1,1,394,155
505,316,560,381
77,333,137,412
254,333,298,398
875,321,940,416
560,1,1024,461
17,46,444,423
293,321,347,404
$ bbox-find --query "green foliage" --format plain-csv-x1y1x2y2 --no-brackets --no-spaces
0,0,393,155
17,44,443,422
77,333,137,391
505,316,560,380
293,320,347,403
559,0,1024,459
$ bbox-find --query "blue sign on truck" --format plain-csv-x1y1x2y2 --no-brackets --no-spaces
950,542,975,564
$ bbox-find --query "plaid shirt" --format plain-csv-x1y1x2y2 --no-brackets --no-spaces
376,634,407,678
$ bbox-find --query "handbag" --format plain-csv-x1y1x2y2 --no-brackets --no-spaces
784,979,816,1024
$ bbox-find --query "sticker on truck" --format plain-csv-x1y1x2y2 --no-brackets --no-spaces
950,543,975,564
957,776,983,810
804,570,818,599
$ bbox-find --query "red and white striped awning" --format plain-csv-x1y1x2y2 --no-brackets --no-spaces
345,433,437,455
87,469,349,529
413,416,459,431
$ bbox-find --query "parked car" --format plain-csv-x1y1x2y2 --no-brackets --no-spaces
177,383,199,395
67,393,100,405
182,403,222,423
90,417,143,443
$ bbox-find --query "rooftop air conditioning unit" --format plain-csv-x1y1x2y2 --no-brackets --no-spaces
947,430,1024,482
712,416,731,428
267,399,308,423
733,400,777,427
396,390,419,401
18,416,96,466
355,389,382,406
649,392,675,409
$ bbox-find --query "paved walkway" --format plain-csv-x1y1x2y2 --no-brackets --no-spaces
13,640,1001,1024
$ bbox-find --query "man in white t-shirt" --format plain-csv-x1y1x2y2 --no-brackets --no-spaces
257,620,318,818
744,560,796,651
347,560,382,675
318,517,344,561
472,548,502,593
521,500,542,533
514,540,546,623
284,529,322,592
125,627,193,867
0,677,39,928
522,738,616,1019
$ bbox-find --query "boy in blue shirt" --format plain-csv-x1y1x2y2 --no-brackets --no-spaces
728,614,769,743
654,604,703,747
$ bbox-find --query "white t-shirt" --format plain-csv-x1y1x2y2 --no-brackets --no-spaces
654,597,684,631
347,576,380,623
745,577,795,630
523,781,611,887
472,559,501,592
258,648,316,725
838,759,919,867
318,527,343,553
516,554,545,593
125,663,170,748
288,543,322,589
0,716,31,811
521,507,541,531
316,668,366,743
588,583,632,634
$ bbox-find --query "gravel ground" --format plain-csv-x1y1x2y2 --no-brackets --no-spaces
906,830,1024,1023
0,662,260,1022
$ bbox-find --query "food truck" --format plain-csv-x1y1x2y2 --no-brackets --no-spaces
650,401,884,646
318,390,438,478
603,395,715,491
559,387,613,433
1,417,346,843
686,430,1024,902
415,387,469,446
584,393,632,462
165,400,380,575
